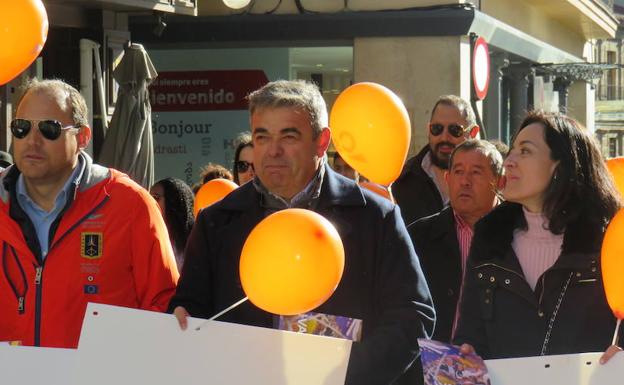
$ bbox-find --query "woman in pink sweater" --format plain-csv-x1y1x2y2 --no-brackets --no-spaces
454,111,622,363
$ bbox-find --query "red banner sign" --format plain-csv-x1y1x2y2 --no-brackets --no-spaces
149,70,269,112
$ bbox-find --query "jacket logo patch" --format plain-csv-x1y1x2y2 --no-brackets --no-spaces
81,233,103,259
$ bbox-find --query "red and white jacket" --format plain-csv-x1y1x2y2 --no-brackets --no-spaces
0,153,179,348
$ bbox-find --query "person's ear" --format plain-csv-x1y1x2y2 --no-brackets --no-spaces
469,125,480,139
316,127,331,157
444,170,450,187
77,125,92,150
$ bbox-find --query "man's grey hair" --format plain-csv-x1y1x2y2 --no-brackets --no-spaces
430,95,477,129
18,78,89,127
449,139,504,178
247,80,328,138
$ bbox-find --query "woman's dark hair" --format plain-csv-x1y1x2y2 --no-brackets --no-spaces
233,132,253,185
153,178,195,253
513,111,621,234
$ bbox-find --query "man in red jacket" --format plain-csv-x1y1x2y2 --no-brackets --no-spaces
0,78,179,348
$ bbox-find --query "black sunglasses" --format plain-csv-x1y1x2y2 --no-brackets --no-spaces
10,119,80,141
429,123,467,138
235,160,253,173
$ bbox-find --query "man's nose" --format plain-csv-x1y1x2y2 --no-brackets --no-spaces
24,124,44,144
267,139,283,157
440,126,455,141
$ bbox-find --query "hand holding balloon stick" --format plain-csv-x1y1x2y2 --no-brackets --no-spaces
330,82,411,192
193,209,345,330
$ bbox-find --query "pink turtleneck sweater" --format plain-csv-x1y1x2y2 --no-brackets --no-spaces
511,207,564,290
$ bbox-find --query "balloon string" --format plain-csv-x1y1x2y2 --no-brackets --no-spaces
195,297,249,331
612,318,622,346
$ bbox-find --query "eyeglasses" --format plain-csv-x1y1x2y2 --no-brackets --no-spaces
235,160,253,173
10,119,80,141
429,123,467,138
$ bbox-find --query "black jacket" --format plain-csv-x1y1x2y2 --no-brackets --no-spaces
170,166,435,385
454,202,622,359
393,146,444,226
408,207,462,343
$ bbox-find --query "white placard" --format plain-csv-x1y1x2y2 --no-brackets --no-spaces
73,303,352,385
0,345,76,385
486,352,624,385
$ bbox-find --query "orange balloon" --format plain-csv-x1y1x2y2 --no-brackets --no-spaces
330,82,411,186
606,157,624,198
193,178,238,216
0,0,48,85
239,209,345,315
359,181,394,202
601,208,624,319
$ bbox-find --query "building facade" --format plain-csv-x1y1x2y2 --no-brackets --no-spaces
0,1,617,182
595,0,624,158
0,0,197,155
129,0,616,157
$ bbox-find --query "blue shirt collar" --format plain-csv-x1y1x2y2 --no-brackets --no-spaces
16,156,86,214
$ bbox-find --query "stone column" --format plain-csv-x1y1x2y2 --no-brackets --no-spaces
553,76,573,114
504,63,533,134
354,35,471,156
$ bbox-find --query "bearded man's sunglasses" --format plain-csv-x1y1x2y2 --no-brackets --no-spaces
429,123,468,138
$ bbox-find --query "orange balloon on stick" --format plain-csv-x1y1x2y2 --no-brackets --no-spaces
359,181,394,202
601,208,624,319
606,157,624,198
239,209,345,315
193,178,238,216
0,0,48,85
330,82,411,186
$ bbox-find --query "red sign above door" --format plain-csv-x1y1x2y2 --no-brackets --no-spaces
149,70,269,111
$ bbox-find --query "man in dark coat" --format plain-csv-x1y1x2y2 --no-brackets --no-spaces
409,140,503,342
169,80,435,385
393,95,480,225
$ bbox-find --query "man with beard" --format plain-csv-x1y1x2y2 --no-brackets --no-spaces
393,95,479,225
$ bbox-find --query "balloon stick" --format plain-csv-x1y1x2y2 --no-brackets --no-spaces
195,296,248,330
612,318,621,346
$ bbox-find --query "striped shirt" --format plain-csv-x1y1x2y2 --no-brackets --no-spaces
451,210,474,339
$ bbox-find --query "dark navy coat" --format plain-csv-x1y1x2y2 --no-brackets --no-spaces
170,166,435,385
409,207,462,343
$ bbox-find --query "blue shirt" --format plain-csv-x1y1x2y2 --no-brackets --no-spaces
16,158,85,260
